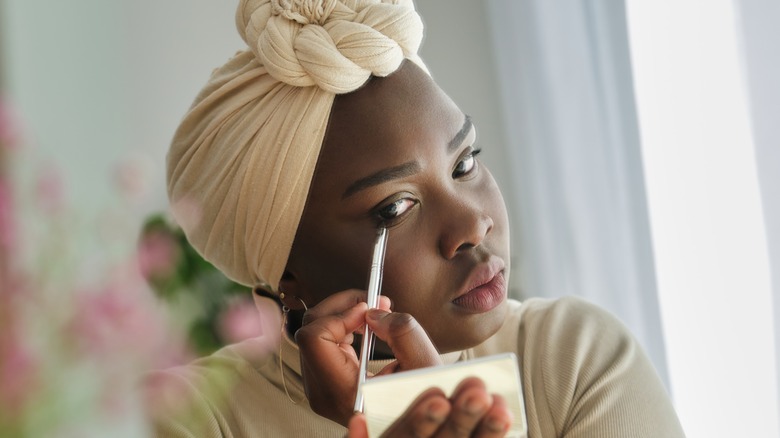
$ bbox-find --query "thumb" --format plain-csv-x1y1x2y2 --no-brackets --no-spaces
347,413,369,438
366,309,442,371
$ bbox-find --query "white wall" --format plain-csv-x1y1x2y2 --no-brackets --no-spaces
2,1,241,226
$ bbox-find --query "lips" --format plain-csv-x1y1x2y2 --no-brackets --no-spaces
452,258,507,313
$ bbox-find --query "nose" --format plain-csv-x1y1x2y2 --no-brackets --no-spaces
439,198,494,259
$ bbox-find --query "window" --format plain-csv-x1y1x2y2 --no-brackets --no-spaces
627,1,779,436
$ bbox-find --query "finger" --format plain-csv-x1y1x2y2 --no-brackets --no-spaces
377,295,392,311
473,394,513,437
355,296,393,336
448,376,485,401
296,302,369,425
296,302,368,360
302,289,367,326
302,290,392,326
348,413,369,438
438,378,492,437
380,388,451,438
366,309,442,371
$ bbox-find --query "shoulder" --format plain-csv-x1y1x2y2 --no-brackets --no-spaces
142,341,273,437
476,296,628,359
513,295,622,329
517,295,631,350
145,341,259,401
490,297,684,437
513,296,641,386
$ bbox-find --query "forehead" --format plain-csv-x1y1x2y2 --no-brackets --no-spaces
313,61,465,192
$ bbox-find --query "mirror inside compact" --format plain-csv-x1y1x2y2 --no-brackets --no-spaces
361,353,528,438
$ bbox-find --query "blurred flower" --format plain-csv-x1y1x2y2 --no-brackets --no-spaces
0,97,20,151
0,99,268,436
216,296,281,348
34,163,65,215
138,213,252,356
0,329,39,418
0,179,15,255
113,154,154,203
137,228,181,288
0,109,197,437
68,277,174,368
0,255,193,436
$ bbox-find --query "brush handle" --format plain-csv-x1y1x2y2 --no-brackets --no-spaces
353,226,388,413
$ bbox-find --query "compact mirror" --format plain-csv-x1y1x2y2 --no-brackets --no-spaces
362,353,528,437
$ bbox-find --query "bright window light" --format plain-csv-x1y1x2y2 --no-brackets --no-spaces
626,1,779,437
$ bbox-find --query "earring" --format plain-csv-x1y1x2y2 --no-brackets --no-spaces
278,292,307,310
278,292,308,405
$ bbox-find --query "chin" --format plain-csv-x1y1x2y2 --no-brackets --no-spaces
434,300,510,353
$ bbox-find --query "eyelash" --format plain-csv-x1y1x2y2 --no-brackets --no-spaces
452,148,482,178
372,148,483,225
374,197,418,224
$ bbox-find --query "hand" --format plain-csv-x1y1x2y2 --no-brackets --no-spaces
295,289,442,426
347,377,513,437
296,289,513,435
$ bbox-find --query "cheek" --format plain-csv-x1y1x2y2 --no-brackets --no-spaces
481,169,508,216
380,234,441,314
480,172,510,242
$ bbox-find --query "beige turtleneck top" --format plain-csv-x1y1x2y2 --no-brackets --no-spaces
144,297,685,437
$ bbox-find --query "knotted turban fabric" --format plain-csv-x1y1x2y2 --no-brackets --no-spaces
167,0,425,292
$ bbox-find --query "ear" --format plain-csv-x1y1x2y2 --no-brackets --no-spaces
278,270,308,311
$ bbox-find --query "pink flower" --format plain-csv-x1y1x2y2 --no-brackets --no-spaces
67,277,170,367
0,178,16,256
35,164,65,214
0,330,39,416
113,155,153,203
137,230,180,283
0,97,21,150
217,297,281,350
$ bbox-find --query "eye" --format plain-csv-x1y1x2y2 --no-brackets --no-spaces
452,148,482,178
375,198,417,223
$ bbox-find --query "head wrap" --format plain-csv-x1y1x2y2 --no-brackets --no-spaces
166,0,425,292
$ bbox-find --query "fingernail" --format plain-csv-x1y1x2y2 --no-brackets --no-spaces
487,406,514,432
426,401,447,423
367,309,382,320
485,416,508,432
463,396,486,415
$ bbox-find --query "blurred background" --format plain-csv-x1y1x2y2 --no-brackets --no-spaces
1,0,778,437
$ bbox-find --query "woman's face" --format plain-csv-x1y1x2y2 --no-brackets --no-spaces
284,61,511,353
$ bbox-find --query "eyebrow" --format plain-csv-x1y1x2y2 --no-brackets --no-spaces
342,161,420,199
448,115,473,152
342,115,474,199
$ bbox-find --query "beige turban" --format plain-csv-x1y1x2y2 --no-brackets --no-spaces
166,0,425,292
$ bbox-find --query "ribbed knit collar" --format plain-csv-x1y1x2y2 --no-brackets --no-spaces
279,329,465,379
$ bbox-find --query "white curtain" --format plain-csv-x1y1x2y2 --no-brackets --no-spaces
483,1,669,386
735,0,780,418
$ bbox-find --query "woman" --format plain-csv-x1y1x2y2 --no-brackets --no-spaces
151,0,685,436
